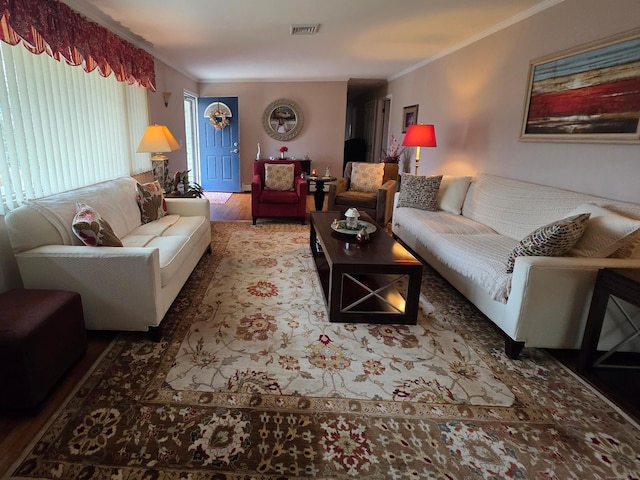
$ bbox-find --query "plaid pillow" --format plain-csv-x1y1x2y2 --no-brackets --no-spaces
506,213,591,273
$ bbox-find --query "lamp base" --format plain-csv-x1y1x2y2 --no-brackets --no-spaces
152,159,170,192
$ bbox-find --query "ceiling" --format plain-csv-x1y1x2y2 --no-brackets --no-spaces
62,0,558,84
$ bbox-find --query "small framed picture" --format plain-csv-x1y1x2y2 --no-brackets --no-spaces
402,105,419,133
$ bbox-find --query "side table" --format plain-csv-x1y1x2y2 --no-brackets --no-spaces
165,191,197,198
577,268,640,371
304,175,336,210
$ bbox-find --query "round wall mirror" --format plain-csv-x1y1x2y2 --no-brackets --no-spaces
262,98,304,141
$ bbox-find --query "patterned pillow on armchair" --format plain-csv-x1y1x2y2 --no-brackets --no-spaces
264,163,295,191
350,163,385,192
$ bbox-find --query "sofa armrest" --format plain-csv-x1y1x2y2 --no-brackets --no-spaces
14,245,164,331
165,198,210,220
505,256,640,347
327,178,348,211
376,179,398,225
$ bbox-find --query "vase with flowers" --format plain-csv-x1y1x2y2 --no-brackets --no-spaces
279,145,288,159
381,134,405,163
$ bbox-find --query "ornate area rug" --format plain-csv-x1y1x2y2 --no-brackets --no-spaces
204,192,232,205
7,222,640,479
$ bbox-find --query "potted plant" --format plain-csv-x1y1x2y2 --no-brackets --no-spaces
172,170,204,198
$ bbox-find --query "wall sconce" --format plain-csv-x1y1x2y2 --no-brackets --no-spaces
162,91,172,108
136,124,181,191
402,124,437,174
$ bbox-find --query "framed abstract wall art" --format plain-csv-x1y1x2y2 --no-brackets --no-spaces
520,28,640,143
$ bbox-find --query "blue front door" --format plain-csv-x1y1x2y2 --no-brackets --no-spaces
197,96,240,192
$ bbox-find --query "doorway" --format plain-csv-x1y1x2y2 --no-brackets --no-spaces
362,96,391,163
196,96,241,192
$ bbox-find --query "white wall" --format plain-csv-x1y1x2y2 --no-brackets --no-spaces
387,0,640,204
198,81,347,186
148,60,199,177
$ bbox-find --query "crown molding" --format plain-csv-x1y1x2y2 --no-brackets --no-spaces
388,0,565,81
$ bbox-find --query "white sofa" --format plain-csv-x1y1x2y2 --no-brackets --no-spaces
5,177,211,337
392,173,640,358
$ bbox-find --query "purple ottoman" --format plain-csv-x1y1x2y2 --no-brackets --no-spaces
0,289,87,409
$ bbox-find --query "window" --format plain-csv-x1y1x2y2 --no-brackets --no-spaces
183,91,198,181
0,42,150,215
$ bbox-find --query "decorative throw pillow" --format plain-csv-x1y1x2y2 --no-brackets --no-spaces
264,163,295,191
437,175,473,215
609,232,640,259
72,202,123,247
350,162,385,192
506,213,591,273
397,174,443,211
567,203,640,257
136,181,167,224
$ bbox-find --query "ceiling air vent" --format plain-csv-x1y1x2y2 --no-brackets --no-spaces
290,24,320,36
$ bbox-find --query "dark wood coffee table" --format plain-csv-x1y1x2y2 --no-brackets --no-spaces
309,211,423,324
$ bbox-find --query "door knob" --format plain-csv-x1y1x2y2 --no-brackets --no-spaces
231,148,239,154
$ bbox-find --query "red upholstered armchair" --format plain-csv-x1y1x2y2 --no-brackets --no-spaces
252,160,308,225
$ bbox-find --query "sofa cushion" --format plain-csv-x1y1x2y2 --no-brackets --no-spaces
397,174,442,210
264,163,295,191
393,207,497,236
121,234,156,247
437,175,473,215
129,215,180,237
334,190,378,209
144,235,193,286
350,162,385,192
462,173,598,240
506,213,591,273
434,233,517,302
6,178,142,252
136,181,167,224
162,215,211,240
71,203,123,247
259,190,300,204
567,203,640,258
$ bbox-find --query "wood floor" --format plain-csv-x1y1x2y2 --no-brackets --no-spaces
1,192,638,474
209,191,322,221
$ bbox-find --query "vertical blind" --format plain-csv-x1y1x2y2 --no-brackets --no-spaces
0,41,150,215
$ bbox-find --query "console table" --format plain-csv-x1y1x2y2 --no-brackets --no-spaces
259,159,311,175
577,268,640,371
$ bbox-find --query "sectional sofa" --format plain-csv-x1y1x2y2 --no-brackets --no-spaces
5,177,211,338
392,173,640,358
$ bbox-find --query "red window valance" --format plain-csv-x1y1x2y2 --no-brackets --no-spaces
0,0,156,90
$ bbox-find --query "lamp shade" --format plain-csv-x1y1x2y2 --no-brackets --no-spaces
136,125,180,160
402,124,437,147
